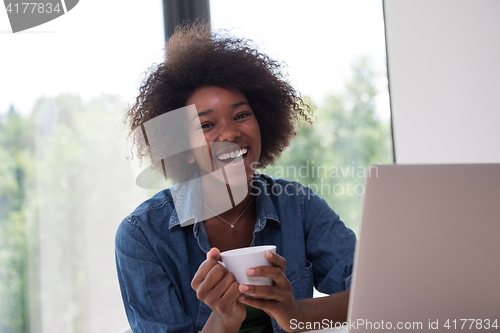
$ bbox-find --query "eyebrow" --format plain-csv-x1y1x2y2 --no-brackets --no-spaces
230,101,250,109
193,108,213,121
191,101,250,122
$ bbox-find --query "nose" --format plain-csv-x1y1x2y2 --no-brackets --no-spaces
217,121,240,142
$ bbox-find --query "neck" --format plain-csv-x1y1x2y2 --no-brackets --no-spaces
200,176,254,222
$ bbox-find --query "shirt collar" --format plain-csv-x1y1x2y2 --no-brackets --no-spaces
252,175,280,228
168,173,281,229
168,175,203,228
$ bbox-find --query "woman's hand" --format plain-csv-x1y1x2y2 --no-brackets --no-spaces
191,248,246,333
237,251,301,332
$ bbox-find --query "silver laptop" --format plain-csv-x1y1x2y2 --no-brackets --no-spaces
346,164,500,332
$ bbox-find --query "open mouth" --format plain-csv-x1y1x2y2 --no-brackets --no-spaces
216,147,248,164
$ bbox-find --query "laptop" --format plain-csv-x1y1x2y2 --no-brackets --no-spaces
342,164,500,332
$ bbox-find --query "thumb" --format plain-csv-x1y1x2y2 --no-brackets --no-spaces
206,247,221,261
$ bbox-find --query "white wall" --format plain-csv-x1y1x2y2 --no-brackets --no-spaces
384,0,500,164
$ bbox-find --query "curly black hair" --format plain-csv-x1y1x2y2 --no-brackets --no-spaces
126,23,312,183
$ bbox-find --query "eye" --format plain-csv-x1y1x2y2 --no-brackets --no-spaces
199,122,214,130
235,112,251,121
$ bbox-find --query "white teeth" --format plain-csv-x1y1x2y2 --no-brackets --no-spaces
217,148,248,161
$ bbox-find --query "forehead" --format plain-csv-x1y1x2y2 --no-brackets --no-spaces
186,86,248,108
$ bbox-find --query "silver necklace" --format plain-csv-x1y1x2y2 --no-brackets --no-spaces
203,198,254,229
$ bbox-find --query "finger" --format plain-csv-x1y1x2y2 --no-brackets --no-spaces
195,263,229,300
216,280,242,313
265,251,286,272
221,278,242,303
203,262,228,288
203,271,238,305
238,283,285,301
191,258,222,290
207,247,221,261
218,272,238,296
246,265,288,287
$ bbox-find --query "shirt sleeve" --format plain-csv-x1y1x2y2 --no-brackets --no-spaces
301,186,357,294
115,217,195,333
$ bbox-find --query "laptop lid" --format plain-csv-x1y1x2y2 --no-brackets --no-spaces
347,164,500,332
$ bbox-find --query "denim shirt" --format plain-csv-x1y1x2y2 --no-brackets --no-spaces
115,174,356,333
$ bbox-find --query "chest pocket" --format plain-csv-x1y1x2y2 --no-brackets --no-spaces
287,260,314,301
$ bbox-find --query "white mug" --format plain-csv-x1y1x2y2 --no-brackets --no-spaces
219,245,276,286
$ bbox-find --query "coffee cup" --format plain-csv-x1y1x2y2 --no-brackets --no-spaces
219,245,276,286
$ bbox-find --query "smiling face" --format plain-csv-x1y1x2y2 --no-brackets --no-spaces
185,86,262,185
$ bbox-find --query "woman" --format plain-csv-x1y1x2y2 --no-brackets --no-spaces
116,23,356,333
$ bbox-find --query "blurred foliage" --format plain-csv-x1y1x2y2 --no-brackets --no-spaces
262,57,393,233
0,106,35,333
0,94,139,333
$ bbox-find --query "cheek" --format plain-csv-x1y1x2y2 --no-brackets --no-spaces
199,128,217,145
187,127,205,148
